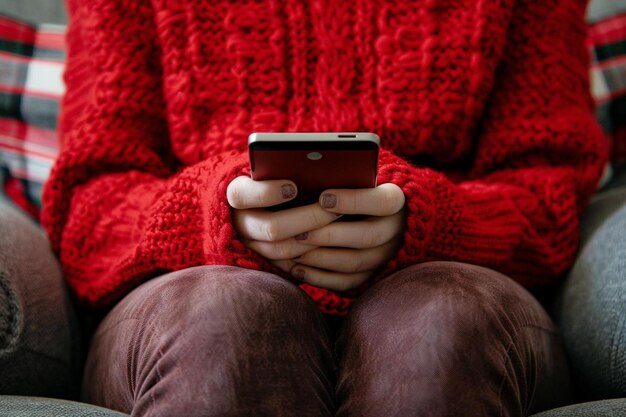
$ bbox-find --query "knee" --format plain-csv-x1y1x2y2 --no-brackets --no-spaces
112,265,321,333
338,262,561,381
344,261,552,342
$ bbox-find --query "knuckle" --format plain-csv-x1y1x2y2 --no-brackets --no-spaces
382,190,397,214
227,184,242,208
254,189,267,207
346,261,358,274
350,193,359,213
262,221,281,242
392,186,405,212
308,208,325,228
322,227,334,245
349,256,365,273
378,185,403,215
271,242,290,260
362,228,378,248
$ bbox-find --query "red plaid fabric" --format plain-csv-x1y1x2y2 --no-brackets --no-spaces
0,14,64,215
588,10,626,165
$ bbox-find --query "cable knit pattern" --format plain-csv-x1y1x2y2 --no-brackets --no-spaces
42,0,607,315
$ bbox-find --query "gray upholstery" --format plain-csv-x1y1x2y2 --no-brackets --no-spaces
0,0,67,24
552,185,626,400
0,201,79,398
530,398,626,417
588,0,626,23
0,396,129,417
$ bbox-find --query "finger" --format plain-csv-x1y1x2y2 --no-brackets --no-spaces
294,240,399,274
227,176,297,209
296,211,405,249
234,203,341,242
246,239,317,261
290,265,374,292
271,259,297,274
319,183,405,216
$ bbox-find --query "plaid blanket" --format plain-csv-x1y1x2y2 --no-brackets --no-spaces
0,14,63,215
589,7,626,164
1,6,625,218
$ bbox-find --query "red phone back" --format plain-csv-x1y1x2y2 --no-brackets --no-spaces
250,148,378,205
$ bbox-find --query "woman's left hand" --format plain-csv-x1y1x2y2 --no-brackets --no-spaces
250,183,406,292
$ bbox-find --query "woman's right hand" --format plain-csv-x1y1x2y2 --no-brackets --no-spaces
226,176,339,265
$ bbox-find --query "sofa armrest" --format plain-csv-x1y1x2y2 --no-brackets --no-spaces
0,201,79,398
551,185,626,400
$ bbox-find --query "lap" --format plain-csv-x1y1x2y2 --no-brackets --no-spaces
85,261,574,416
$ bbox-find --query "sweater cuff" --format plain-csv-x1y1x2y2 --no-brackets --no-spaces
377,148,524,268
199,152,252,264
198,151,275,272
376,148,439,270
374,148,568,288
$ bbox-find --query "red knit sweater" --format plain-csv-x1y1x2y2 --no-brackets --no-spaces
42,0,607,315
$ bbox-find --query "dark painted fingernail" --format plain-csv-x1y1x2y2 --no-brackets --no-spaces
295,232,309,241
282,184,296,199
292,267,306,282
321,193,337,208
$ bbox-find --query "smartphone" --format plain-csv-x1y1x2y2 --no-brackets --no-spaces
249,132,380,207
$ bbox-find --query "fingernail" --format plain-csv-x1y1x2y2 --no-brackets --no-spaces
292,267,305,282
321,193,337,208
282,184,296,199
295,232,309,241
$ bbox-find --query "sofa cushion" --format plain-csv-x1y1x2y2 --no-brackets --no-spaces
0,396,129,417
530,398,626,417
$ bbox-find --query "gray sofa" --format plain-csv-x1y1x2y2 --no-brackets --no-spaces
0,195,127,416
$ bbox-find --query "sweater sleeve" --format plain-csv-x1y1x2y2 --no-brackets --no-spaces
376,0,607,287
41,0,265,309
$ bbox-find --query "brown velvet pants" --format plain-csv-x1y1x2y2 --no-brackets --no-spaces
83,262,572,417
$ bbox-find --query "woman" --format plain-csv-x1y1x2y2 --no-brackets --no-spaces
42,0,607,415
